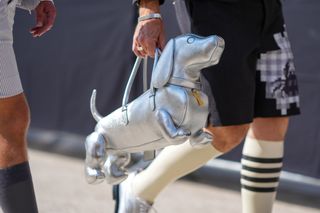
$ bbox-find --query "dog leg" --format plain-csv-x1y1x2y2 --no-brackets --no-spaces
85,132,106,184
155,109,191,141
189,129,213,148
103,152,131,185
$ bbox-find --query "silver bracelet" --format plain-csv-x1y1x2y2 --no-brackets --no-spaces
40,0,54,3
138,13,162,22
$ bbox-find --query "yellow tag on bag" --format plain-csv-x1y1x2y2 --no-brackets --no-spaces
191,90,204,106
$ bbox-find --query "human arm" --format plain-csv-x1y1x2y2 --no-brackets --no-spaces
132,0,165,58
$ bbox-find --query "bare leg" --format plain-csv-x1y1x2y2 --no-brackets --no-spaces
0,94,38,213
0,94,29,166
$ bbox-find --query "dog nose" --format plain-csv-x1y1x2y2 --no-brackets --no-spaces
212,35,225,49
193,35,224,67
204,35,224,48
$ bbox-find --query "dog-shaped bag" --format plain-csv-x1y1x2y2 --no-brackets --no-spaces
85,34,225,185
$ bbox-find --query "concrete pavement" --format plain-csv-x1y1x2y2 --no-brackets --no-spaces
29,149,319,213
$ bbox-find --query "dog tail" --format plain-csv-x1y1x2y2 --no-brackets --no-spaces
90,89,103,122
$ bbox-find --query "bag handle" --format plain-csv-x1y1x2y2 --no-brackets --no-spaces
121,57,143,109
143,57,148,92
150,48,161,92
121,49,160,124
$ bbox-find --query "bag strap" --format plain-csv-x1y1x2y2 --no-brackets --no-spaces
150,48,161,92
121,50,160,125
122,57,142,110
144,49,160,162
143,57,148,92
149,49,161,111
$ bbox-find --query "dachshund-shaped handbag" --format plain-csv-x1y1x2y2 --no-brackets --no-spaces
85,34,225,185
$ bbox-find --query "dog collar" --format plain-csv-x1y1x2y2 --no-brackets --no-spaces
168,77,201,90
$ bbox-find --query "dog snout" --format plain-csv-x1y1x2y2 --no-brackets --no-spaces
204,35,225,65
208,35,225,51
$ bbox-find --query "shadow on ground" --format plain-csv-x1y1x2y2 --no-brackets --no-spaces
184,166,320,210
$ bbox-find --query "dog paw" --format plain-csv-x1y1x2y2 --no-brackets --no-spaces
104,164,128,185
85,167,105,184
189,131,213,148
105,172,128,185
176,128,191,138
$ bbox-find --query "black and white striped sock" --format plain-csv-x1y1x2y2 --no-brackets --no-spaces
241,137,283,213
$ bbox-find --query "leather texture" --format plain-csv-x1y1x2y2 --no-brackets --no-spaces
85,34,225,185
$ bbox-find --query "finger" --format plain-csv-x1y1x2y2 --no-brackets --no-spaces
137,47,147,57
137,45,147,58
30,26,41,35
145,40,156,58
30,25,47,37
32,3,56,36
36,7,56,36
30,23,47,37
137,35,156,58
133,45,144,57
38,19,52,36
136,41,148,55
34,11,56,37
30,12,45,36
133,40,146,58
136,38,149,57
30,19,44,35
132,29,144,57
30,27,43,37
46,8,56,28
134,47,146,58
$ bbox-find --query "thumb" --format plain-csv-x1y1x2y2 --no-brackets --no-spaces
36,11,45,27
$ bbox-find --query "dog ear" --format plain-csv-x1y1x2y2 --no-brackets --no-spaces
151,39,174,89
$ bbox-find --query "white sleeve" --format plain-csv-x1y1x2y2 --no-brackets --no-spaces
17,0,41,11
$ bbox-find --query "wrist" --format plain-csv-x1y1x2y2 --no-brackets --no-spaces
139,0,160,16
40,0,54,3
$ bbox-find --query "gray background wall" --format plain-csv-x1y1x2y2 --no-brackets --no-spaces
13,0,320,178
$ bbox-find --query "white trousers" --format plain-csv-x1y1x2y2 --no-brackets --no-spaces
0,0,23,98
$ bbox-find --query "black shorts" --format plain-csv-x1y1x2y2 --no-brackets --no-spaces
185,0,300,126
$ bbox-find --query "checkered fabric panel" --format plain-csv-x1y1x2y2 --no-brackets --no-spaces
256,31,300,115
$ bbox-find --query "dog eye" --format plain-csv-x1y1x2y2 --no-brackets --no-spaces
187,37,195,44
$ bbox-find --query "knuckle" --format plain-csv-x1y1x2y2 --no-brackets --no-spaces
137,36,145,44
